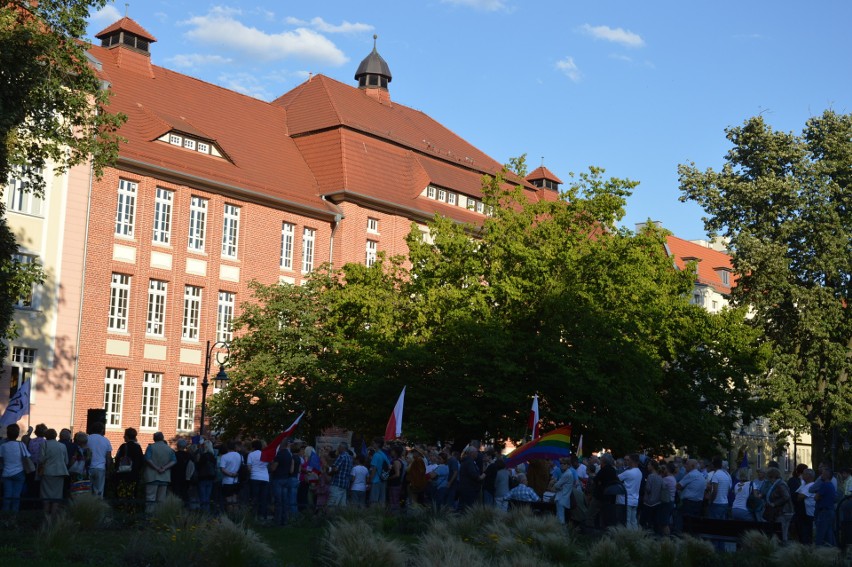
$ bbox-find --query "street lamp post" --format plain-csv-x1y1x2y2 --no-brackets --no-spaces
199,340,230,437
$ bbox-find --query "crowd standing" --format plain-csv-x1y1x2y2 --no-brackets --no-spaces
2,423,852,548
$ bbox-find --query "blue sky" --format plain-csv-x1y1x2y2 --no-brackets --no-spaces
87,1,851,240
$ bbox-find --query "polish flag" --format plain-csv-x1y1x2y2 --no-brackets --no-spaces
528,394,540,440
260,411,305,462
384,386,406,441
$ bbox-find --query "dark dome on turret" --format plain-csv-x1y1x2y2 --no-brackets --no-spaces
355,35,392,90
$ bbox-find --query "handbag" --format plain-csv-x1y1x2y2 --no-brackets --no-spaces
20,442,36,474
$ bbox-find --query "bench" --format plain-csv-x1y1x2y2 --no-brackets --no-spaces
682,515,784,550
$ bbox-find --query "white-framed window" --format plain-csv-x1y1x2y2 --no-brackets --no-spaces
437,189,447,202
221,204,240,259
11,253,37,308
197,142,210,154
476,201,484,214
302,227,315,274
183,138,196,150
177,375,197,432
367,217,379,234
366,240,378,267
108,273,131,331
182,285,202,341
140,372,162,430
169,134,182,146
146,280,168,336
217,291,235,343
693,292,704,307
281,222,294,270
6,167,44,217
188,196,207,252
103,368,125,428
115,179,137,237
447,192,457,206
720,270,730,286
9,347,35,397
426,186,436,199
152,187,173,245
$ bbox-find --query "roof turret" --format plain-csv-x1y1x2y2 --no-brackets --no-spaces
355,35,392,91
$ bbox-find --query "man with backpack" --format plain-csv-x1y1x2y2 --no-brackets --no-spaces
369,437,391,507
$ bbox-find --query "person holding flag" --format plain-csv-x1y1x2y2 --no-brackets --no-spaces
0,380,31,428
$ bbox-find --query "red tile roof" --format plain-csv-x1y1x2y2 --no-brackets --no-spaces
665,235,734,294
95,17,157,43
88,44,337,219
527,165,563,184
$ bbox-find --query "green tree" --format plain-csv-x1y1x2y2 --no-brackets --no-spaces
679,110,852,465
0,1,125,358
217,163,767,454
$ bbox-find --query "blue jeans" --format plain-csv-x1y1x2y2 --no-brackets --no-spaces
197,479,214,512
2,471,26,512
287,476,300,517
708,502,728,519
814,508,835,546
272,478,288,524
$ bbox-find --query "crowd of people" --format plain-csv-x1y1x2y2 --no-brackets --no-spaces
2,422,851,548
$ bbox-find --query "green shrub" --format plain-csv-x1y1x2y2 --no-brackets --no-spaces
200,516,275,567
771,542,840,567
66,493,111,529
318,519,407,567
411,531,486,566
585,537,632,566
149,493,185,527
38,513,79,557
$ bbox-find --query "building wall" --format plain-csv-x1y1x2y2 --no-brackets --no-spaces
2,161,89,431
73,167,335,444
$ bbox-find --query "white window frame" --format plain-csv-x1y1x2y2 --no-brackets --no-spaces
367,217,379,234
108,273,131,332
720,270,730,286
182,285,202,341
183,138,196,151
188,196,207,252
437,189,447,202
301,227,316,274
197,142,210,154
146,280,168,337
426,186,436,199
476,201,484,214
221,204,240,259
103,368,125,428
217,291,235,343
447,192,457,206
366,240,378,267
281,222,294,270
169,134,182,146
140,372,162,430
115,179,137,237
152,187,173,245
9,347,35,397
177,376,197,432
6,167,44,217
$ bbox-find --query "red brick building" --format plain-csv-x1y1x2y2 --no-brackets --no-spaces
2,16,564,444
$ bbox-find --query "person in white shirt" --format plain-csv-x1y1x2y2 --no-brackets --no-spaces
707,456,732,519
247,440,270,520
795,469,816,545
219,442,243,512
350,455,369,507
86,422,113,497
618,454,643,529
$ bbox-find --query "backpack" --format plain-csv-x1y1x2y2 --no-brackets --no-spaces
197,452,216,480
237,454,250,484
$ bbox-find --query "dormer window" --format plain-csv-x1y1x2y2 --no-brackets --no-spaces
716,269,731,286
159,132,223,159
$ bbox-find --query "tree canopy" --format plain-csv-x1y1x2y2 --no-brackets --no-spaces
679,110,852,465
213,161,768,455
0,1,124,357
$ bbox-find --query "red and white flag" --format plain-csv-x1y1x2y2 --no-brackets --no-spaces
260,411,305,462
528,394,540,440
384,386,406,441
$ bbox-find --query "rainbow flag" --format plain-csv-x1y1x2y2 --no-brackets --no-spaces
505,425,572,468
